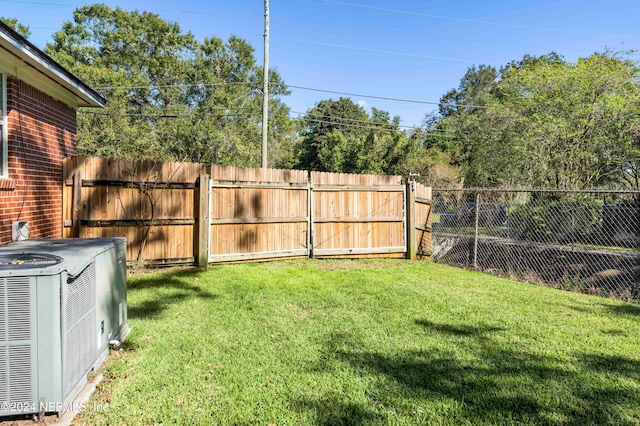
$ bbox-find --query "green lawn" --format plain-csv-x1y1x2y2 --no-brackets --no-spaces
76,260,640,425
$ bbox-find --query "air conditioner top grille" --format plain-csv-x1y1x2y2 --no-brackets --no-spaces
0,253,63,270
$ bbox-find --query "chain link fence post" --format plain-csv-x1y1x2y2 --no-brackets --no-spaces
473,191,480,269
571,206,575,252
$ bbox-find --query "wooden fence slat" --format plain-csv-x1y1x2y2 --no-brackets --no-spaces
314,216,403,223
210,217,308,225
210,182,308,189
314,246,405,256
313,185,404,192
65,180,197,189
207,165,310,263
81,219,196,227
308,171,409,258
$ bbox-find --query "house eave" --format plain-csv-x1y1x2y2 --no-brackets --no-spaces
0,23,105,109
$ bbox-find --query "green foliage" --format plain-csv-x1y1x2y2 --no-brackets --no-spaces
0,17,31,38
295,97,426,176
507,194,605,244
432,52,640,190
44,4,294,167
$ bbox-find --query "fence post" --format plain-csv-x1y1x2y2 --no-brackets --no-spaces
308,181,314,258
472,191,480,268
405,180,416,260
571,207,575,252
195,173,210,268
71,169,82,238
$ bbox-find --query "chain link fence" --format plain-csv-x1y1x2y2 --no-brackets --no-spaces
432,189,640,302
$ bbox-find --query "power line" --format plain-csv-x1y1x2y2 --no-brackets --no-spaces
80,110,260,118
275,36,475,63
291,115,416,134
0,0,91,5
82,109,408,133
321,0,640,38
79,108,457,137
282,83,490,109
289,109,457,134
93,82,252,91
286,84,442,105
289,110,457,133
293,115,405,133
24,26,261,41
0,0,262,16
88,81,492,110
104,106,262,114
377,28,589,55
291,110,400,128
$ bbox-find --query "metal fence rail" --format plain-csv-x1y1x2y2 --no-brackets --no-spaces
432,189,640,302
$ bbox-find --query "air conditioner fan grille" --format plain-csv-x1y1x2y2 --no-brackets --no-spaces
0,254,63,270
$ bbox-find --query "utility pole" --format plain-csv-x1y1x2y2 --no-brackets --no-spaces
261,0,269,169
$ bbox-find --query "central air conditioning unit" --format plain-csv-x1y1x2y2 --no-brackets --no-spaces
0,238,129,417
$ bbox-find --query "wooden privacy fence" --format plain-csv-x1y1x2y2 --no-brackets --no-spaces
62,157,206,263
63,157,432,265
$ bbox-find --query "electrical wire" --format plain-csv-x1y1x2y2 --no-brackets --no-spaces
376,28,591,55
274,36,475,63
78,107,457,136
293,116,403,133
281,83,490,109
289,110,457,133
80,110,260,118
90,106,262,113
292,115,456,136
87,81,492,109
13,73,29,222
321,0,640,38
0,0,262,16
92,82,252,91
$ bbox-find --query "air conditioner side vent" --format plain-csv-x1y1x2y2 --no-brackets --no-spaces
8,346,31,401
0,277,33,405
64,263,97,394
66,263,96,327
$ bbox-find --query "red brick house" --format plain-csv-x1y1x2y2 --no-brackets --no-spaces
0,22,105,244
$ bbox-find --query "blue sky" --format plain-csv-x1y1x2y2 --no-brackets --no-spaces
3,0,640,127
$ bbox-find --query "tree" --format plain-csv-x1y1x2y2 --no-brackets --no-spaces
45,4,294,167
439,64,498,117
431,52,640,190
295,97,367,171
414,65,501,187
0,17,31,38
295,97,424,175
500,52,640,189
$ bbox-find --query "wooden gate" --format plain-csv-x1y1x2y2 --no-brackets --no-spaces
414,182,433,258
207,165,310,263
310,172,406,258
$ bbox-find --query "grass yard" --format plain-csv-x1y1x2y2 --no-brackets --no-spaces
76,260,640,425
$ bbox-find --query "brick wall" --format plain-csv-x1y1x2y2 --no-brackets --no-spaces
0,77,77,243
